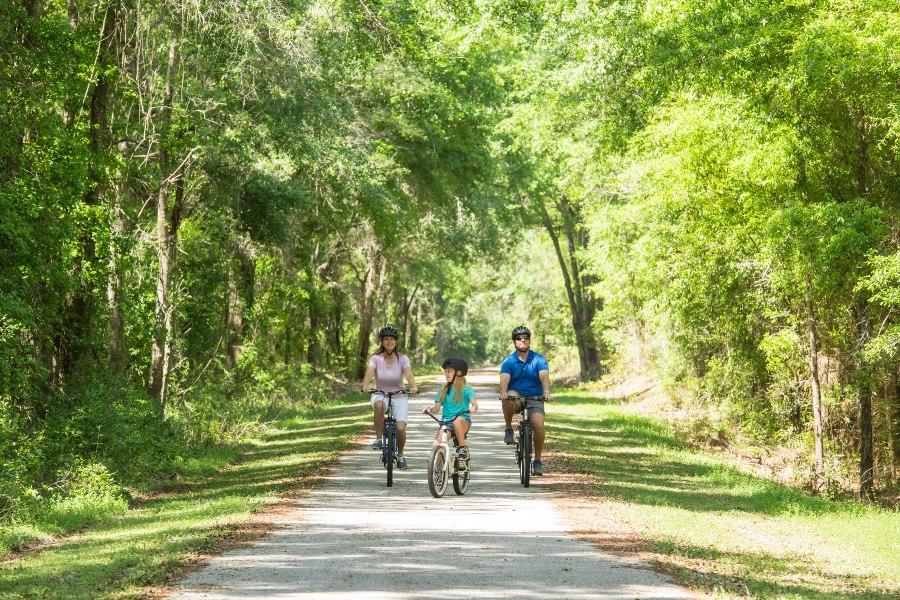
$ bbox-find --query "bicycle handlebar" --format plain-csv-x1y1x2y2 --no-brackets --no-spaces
424,411,464,426
368,388,413,396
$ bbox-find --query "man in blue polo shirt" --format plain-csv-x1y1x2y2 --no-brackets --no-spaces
499,325,553,476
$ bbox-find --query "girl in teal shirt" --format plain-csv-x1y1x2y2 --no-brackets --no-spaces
422,357,478,460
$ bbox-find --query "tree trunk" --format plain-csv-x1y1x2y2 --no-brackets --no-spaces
888,372,900,484
856,302,875,500
107,179,126,374
400,284,418,344
538,200,601,380
61,1,120,377
354,236,382,380
225,238,254,370
805,273,825,477
148,35,178,402
159,175,184,413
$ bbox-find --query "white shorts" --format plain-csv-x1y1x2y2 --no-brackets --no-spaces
371,393,409,421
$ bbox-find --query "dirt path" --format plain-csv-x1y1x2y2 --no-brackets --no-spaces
168,374,692,599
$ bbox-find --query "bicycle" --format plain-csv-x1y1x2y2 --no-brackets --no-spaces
370,388,408,487
501,395,544,488
424,411,470,497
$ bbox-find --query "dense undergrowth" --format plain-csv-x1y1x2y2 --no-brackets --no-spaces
0,365,338,555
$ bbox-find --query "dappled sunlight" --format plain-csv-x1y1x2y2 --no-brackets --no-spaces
170,380,690,599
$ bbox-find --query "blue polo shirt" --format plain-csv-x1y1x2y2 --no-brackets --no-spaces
500,350,549,397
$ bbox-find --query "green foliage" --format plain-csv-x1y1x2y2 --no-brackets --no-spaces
553,391,900,596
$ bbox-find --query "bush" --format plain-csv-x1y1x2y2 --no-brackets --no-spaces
38,462,128,531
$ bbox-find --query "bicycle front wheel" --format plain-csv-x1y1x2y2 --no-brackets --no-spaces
520,425,532,488
384,424,395,487
452,457,470,495
428,445,449,498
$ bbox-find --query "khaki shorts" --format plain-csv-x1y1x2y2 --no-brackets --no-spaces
509,392,545,418
371,393,409,421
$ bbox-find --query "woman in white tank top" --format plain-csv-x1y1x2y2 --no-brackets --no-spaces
360,325,419,469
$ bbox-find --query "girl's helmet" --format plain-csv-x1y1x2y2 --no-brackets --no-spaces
442,357,468,376
511,325,531,340
379,325,399,339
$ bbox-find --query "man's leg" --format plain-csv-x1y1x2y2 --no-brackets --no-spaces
502,397,521,427
502,397,520,444
531,411,545,459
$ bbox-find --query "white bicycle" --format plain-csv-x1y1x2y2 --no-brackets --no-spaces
425,412,470,497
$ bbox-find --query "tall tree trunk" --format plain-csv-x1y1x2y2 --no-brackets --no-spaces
328,285,344,362
107,178,126,374
888,372,900,484
804,273,825,478
354,236,382,380
400,284,418,344
61,1,119,376
559,196,601,376
148,35,178,402
856,302,875,500
409,299,419,364
225,238,254,370
538,200,601,380
159,175,184,414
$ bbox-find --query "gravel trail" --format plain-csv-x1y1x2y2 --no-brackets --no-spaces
169,374,693,599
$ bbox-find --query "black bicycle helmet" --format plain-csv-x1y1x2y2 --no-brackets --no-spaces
379,325,399,339
511,325,531,340
442,357,468,376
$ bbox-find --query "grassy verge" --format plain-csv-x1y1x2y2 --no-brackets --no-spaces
0,395,369,599
551,390,900,599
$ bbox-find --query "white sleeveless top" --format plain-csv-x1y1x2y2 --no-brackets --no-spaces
368,353,411,392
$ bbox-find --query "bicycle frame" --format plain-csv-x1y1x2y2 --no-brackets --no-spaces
425,412,470,497
370,388,407,487
502,395,543,488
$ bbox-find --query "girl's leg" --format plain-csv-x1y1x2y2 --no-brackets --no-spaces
452,416,470,447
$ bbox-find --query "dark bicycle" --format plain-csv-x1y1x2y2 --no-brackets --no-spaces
502,395,544,487
424,411,470,497
370,388,408,487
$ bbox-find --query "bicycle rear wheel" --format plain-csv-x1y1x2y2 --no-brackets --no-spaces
384,423,395,487
520,424,531,488
452,457,470,495
428,445,449,498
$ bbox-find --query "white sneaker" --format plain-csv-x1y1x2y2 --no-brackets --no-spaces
371,439,382,450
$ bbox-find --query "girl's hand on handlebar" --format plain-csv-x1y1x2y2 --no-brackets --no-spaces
543,392,553,401
410,387,419,395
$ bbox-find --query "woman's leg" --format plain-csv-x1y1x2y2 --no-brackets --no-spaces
373,400,385,436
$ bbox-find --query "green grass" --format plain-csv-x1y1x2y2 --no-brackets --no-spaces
551,391,900,599
0,395,369,599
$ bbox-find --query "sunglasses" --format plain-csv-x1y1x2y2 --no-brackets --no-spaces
514,335,530,342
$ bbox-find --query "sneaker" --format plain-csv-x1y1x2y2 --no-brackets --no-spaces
371,439,382,450
457,446,469,461
532,459,544,476
504,428,514,445
397,456,408,470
